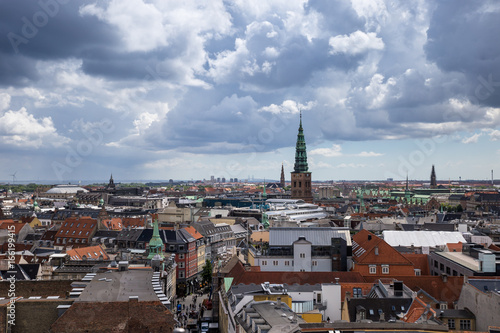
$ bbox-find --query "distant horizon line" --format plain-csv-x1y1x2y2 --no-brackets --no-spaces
0,178,498,185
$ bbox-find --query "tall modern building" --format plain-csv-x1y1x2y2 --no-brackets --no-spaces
291,112,313,202
430,165,437,188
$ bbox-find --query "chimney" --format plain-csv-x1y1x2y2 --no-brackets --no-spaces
345,291,351,301
275,297,281,309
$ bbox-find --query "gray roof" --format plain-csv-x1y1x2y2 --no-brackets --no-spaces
268,227,351,246
468,279,500,294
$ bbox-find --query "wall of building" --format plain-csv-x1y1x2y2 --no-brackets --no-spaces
429,253,472,277
301,312,322,323
456,282,500,331
322,284,342,321
293,240,312,272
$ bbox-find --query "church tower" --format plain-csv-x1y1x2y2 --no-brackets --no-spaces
291,112,313,202
280,163,285,188
430,165,437,188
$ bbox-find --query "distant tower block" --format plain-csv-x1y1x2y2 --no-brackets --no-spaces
291,112,313,202
280,163,285,188
430,165,437,188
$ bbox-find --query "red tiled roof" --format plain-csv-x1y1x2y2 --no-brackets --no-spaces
0,220,28,234
121,217,146,229
66,245,109,260
446,242,462,252
54,217,97,247
352,229,414,265
50,300,175,333
363,275,464,307
402,253,430,275
228,262,366,286
0,243,32,253
41,230,57,241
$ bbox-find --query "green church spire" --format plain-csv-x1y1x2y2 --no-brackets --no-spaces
147,218,164,259
294,111,309,173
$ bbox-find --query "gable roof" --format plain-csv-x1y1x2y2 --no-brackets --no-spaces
55,217,97,239
183,225,203,240
0,220,28,234
66,245,109,260
352,229,414,265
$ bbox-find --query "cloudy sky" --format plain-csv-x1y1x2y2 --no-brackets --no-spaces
1,0,499,183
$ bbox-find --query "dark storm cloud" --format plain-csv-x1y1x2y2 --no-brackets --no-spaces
0,1,122,85
425,0,500,107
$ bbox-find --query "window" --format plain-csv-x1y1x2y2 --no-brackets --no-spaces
434,260,438,268
262,260,267,266
382,265,389,274
459,319,471,330
273,261,278,266
414,269,421,276
440,263,444,271
285,261,290,266
448,319,455,329
300,253,305,258
179,245,184,251
178,254,185,259
179,271,185,278
446,266,451,275
312,261,317,266
369,265,376,274
353,288,362,298
179,262,185,268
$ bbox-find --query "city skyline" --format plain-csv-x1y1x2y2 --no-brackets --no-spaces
1,1,500,182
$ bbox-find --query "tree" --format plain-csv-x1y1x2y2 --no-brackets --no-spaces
201,259,213,285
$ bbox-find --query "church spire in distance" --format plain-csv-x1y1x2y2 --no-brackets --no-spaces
280,162,285,188
294,110,309,173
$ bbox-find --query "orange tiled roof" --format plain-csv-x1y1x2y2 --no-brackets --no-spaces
404,297,435,323
183,226,203,240
66,245,109,260
102,218,123,231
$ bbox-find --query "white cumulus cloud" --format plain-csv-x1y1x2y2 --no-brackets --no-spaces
329,30,384,55
310,144,342,157
357,151,383,157
0,108,69,148
461,133,481,144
